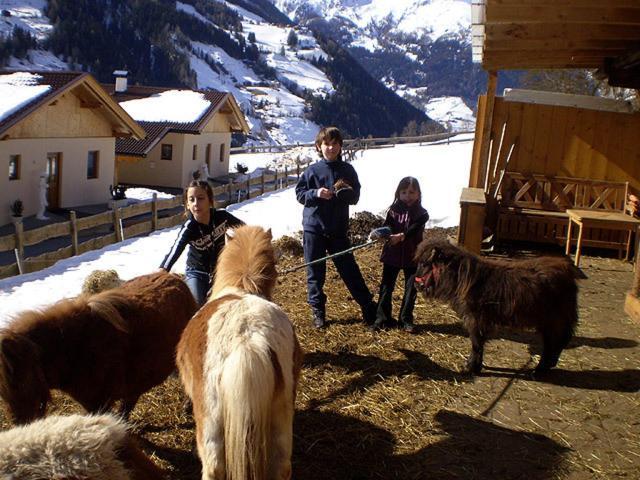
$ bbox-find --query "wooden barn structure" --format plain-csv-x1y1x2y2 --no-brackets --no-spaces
462,0,640,321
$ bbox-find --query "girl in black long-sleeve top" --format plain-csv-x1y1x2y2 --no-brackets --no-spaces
371,176,429,333
160,180,243,306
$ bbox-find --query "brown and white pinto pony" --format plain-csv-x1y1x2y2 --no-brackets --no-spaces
0,271,197,424
0,413,165,480
177,225,303,480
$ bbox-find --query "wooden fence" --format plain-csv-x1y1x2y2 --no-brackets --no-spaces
0,194,184,279
0,160,315,280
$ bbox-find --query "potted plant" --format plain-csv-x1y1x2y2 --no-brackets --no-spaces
10,199,23,225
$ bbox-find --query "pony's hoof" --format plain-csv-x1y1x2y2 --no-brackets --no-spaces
463,359,483,375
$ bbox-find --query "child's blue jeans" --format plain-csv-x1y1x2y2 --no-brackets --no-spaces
185,270,211,307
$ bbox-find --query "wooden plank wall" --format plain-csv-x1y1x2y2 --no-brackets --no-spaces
483,97,640,191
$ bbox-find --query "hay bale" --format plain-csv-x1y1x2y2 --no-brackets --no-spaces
348,211,385,245
81,269,123,295
274,235,304,258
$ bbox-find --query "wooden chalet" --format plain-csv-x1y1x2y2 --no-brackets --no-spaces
462,0,640,321
0,71,144,226
104,78,250,189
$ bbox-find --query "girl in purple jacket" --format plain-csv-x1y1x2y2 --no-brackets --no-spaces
371,177,429,333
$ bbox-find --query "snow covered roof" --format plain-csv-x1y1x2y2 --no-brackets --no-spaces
104,84,250,156
0,70,144,139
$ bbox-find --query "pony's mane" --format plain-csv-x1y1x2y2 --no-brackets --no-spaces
211,225,277,300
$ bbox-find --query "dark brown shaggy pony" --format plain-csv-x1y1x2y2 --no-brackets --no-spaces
0,271,197,424
414,240,579,374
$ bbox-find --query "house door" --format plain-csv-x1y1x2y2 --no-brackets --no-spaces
46,153,62,210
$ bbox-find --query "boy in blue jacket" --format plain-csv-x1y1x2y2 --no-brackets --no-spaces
295,126,376,329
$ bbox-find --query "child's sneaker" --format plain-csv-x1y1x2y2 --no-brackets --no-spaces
401,322,415,333
312,310,326,329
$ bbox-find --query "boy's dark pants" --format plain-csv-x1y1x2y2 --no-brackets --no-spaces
376,263,418,326
303,232,373,317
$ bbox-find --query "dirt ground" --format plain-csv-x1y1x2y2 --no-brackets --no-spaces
1,232,639,479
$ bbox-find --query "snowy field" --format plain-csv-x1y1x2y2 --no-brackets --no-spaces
0,138,473,323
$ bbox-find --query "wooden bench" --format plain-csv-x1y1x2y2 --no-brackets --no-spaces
496,172,633,254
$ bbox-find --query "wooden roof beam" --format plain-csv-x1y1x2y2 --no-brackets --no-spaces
484,38,640,51
486,0,640,7
485,5,640,24
485,23,640,41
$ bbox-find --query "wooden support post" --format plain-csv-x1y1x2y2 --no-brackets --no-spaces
274,169,278,192
14,221,24,266
284,166,289,188
246,176,251,200
113,207,123,242
227,179,233,204
476,71,498,190
458,187,487,254
151,193,158,231
296,163,300,180
70,211,79,255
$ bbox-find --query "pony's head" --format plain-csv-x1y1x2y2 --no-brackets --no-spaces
0,330,50,424
414,239,467,298
210,225,277,300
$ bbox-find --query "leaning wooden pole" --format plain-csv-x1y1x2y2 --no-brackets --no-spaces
476,71,498,190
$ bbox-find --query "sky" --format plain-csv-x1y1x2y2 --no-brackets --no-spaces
0,136,473,325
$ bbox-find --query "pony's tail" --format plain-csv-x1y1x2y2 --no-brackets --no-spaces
218,344,275,480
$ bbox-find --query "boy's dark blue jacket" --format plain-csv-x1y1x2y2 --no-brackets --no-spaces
295,157,360,237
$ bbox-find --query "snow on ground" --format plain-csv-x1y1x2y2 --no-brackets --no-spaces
119,91,211,123
248,85,321,144
0,139,473,322
265,51,333,95
220,0,265,22
175,1,210,25
125,188,174,201
7,49,68,70
425,97,476,132
0,72,51,123
0,0,52,40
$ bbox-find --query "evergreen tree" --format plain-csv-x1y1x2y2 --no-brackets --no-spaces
287,29,298,49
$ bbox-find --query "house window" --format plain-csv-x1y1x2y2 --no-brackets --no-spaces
161,144,173,160
193,144,198,161
87,151,99,179
9,155,20,180
219,143,226,162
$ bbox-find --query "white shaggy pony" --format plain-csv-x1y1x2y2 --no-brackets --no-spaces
0,413,164,479
177,226,303,480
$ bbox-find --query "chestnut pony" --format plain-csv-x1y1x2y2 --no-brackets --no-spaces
0,271,197,424
177,225,302,480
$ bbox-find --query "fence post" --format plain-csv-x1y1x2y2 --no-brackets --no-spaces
14,221,24,274
274,169,278,192
70,210,79,255
261,171,265,195
151,193,158,231
296,163,300,180
246,175,251,200
113,207,123,242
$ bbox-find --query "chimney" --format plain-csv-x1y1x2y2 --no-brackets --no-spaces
113,70,128,93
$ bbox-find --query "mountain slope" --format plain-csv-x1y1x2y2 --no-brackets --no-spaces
0,0,438,142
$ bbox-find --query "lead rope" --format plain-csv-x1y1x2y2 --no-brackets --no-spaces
278,238,381,275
